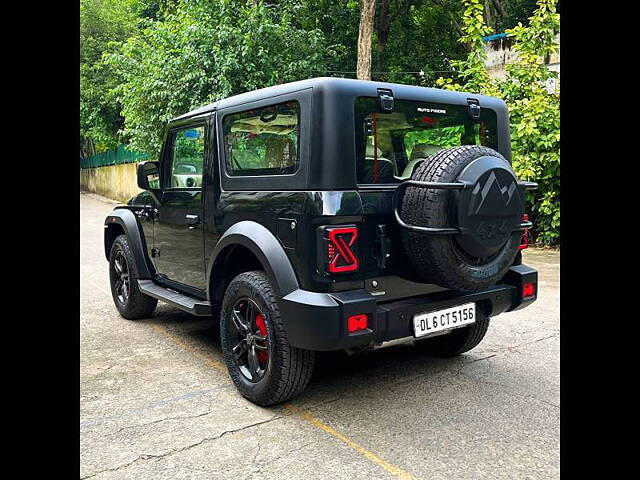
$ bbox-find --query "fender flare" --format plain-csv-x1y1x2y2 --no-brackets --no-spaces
104,208,154,279
207,221,299,299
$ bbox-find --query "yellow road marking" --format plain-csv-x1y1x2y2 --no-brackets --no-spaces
150,324,415,480
284,404,416,480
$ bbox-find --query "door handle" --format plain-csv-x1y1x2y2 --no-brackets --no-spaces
185,214,200,229
136,207,158,222
135,210,149,221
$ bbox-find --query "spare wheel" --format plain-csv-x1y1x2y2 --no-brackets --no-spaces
400,145,526,291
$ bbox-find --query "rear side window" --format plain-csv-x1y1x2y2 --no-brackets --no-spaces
354,97,498,185
223,101,300,176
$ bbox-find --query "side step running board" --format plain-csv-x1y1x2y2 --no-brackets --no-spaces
138,280,212,316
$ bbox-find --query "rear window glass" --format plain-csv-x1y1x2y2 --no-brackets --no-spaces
354,97,498,185
223,101,300,176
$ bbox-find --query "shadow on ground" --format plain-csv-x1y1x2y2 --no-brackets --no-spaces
140,305,484,405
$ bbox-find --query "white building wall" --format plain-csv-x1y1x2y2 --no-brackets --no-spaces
484,32,560,92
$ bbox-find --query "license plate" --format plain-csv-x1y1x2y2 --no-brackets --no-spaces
413,303,476,338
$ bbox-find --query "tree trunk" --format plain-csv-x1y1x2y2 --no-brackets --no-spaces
375,0,391,79
491,0,507,18
357,0,377,80
485,0,493,29
428,0,471,52
80,136,95,160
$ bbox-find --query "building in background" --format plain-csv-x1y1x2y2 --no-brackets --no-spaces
483,32,560,93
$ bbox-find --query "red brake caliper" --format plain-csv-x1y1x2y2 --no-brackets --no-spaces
255,313,268,366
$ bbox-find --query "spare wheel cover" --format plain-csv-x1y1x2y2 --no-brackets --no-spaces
455,155,524,259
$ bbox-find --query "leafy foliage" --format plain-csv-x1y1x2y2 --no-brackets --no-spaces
404,125,467,157
80,0,139,156
373,0,468,85
81,0,541,155
105,0,337,156
280,0,470,85
501,0,559,244
436,0,559,244
81,0,558,243
435,0,499,96
281,0,359,76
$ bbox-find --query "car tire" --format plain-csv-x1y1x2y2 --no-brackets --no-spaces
109,235,157,320
400,145,522,291
413,310,490,357
220,271,315,406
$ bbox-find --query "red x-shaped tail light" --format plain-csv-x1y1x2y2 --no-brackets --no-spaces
319,225,359,274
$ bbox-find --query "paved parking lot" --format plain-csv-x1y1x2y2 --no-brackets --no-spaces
80,192,559,480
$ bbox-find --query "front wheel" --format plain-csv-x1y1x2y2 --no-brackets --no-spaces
220,271,315,406
413,311,490,357
109,235,157,320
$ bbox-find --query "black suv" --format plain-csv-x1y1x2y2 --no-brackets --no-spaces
104,77,538,406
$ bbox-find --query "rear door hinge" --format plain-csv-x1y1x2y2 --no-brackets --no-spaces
467,98,481,121
378,88,394,112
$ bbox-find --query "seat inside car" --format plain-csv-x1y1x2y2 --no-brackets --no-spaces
265,136,297,169
400,143,443,178
362,144,395,184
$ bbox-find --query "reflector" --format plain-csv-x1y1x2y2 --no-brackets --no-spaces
523,282,535,298
347,314,368,333
518,214,530,250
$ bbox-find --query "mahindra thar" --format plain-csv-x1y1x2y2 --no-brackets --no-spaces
104,77,538,406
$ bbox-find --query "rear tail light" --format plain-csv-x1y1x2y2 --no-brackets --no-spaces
518,214,530,250
347,314,368,333
523,282,536,299
318,225,359,274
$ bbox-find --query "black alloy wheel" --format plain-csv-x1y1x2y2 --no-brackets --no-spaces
112,248,130,304
220,271,315,406
229,297,270,382
108,234,157,320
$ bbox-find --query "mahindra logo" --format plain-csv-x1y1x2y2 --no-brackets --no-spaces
469,171,517,216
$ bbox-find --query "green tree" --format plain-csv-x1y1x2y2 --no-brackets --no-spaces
281,0,472,85
81,0,543,158
80,0,139,157
374,0,468,85
436,0,559,244
435,0,499,96
498,0,554,31
501,0,559,244
280,0,361,76
130,0,177,19
105,0,337,156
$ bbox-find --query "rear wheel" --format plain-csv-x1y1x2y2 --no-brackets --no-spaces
109,235,157,320
413,311,490,357
220,271,315,406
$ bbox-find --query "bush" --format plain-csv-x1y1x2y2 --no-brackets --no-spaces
437,0,560,245
105,0,337,156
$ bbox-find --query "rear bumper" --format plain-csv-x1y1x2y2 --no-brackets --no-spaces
279,265,537,351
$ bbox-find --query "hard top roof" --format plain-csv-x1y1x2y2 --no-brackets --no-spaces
171,76,503,122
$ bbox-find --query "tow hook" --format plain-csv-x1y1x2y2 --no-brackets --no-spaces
345,341,380,355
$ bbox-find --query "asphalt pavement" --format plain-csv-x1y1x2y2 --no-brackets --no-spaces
80,192,560,480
